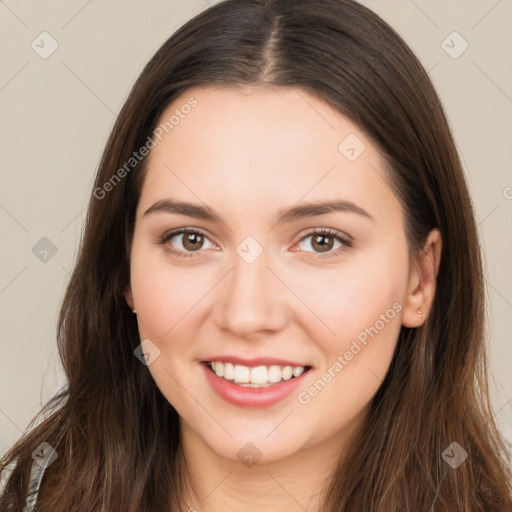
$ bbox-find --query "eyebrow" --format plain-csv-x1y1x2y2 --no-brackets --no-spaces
142,198,374,224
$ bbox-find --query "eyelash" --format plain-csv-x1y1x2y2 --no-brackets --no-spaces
156,227,353,260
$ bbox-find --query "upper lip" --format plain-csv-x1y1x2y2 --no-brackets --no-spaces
203,355,311,368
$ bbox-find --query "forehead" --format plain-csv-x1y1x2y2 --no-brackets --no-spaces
137,85,402,230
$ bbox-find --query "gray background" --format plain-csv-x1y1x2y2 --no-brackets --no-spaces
1,0,511,456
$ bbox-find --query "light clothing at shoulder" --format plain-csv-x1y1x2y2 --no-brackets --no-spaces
0,456,43,512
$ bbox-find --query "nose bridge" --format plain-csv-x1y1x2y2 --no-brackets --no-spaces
214,239,289,336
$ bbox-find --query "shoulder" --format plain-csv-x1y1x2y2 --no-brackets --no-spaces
25,455,51,511
0,456,14,498
1,456,47,512
1,455,43,511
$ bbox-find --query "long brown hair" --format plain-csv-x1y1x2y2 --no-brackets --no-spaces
1,0,511,510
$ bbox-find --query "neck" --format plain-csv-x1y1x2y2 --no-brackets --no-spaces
178,408,368,512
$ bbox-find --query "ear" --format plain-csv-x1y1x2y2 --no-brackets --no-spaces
402,228,442,328
124,285,135,310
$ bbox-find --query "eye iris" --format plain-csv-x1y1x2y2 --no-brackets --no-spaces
183,232,203,251
312,234,333,253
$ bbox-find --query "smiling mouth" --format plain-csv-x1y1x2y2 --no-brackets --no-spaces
204,361,312,388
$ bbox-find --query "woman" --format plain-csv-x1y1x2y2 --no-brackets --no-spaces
1,0,511,510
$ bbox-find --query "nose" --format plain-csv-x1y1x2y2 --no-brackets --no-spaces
213,248,291,339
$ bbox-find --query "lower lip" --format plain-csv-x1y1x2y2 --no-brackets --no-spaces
202,363,310,408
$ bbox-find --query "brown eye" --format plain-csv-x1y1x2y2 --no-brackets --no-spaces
295,229,352,257
182,232,204,251
157,228,216,258
311,233,335,253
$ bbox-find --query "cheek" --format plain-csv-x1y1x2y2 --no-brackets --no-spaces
296,278,405,433
129,246,212,407
293,241,407,427
130,241,213,342
296,242,408,356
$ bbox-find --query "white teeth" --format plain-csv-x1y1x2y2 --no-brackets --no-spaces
213,362,224,377
292,366,304,377
208,361,307,386
281,366,293,380
224,362,234,380
250,365,268,384
268,365,282,383
233,364,250,383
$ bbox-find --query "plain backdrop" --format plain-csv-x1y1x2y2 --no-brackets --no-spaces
1,0,511,456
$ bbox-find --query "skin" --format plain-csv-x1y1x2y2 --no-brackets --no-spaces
125,85,442,511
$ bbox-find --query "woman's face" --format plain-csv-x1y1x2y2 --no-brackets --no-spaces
127,85,433,464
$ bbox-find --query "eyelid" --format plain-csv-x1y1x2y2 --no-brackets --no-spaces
291,227,353,258
156,227,218,256
296,226,354,244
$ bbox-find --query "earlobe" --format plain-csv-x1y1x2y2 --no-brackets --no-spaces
402,228,442,328
124,285,135,310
